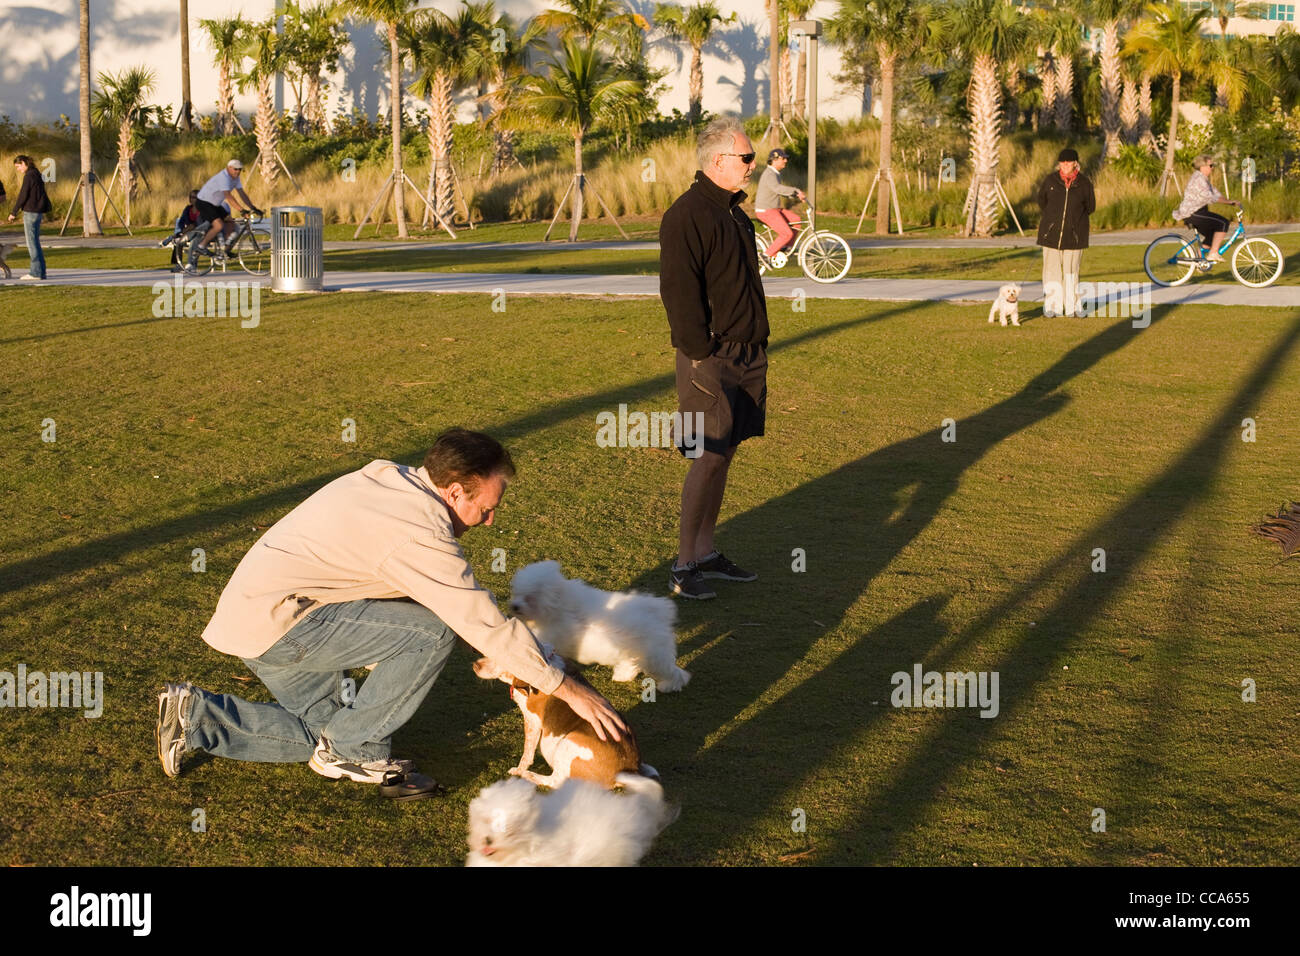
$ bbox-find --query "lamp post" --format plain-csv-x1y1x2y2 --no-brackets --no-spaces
790,20,821,210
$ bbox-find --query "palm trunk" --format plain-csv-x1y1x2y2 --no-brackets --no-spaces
1138,71,1155,149
875,47,896,236
1054,53,1073,133
689,44,703,124
780,44,791,119
306,70,326,133
79,0,102,235
180,0,193,130
1120,74,1139,145
1004,66,1021,132
218,61,235,135
1039,54,1056,131
569,132,584,243
118,119,133,228
1100,21,1121,159
965,53,1002,238
432,70,454,224
389,20,408,238
1158,72,1180,196
256,73,279,190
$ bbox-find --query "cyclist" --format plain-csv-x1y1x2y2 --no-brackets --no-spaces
164,189,201,272
1172,154,1239,262
189,159,262,271
754,148,805,260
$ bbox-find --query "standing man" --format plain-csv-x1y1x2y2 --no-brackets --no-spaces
189,158,261,270
7,155,51,281
156,428,626,795
754,147,805,262
659,117,769,601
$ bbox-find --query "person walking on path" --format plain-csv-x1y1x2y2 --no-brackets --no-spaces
6,155,51,280
1036,148,1095,318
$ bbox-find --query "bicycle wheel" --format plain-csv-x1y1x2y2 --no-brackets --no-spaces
799,231,852,283
186,242,215,277
1231,236,1283,288
235,229,271,277
1143,234,1198,287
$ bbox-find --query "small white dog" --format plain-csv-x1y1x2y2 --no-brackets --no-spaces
509,561,690,692
466,773,676,866
988,283,1021,327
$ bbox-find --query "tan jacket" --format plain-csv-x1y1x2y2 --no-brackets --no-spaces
201,459,562,693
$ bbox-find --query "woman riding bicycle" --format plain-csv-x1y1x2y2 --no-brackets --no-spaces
1172,154,1240,262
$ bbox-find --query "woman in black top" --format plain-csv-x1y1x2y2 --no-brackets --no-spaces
1036,148,1095,317
7,154,51,280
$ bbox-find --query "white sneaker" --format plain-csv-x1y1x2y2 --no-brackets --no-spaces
308,737,414,783
156,682,194,778
20,274,41,281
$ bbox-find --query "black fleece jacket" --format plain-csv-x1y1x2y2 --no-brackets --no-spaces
659,171,769,361
1035,170,1095,250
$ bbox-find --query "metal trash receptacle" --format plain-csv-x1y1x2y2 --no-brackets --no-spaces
271,206,324,292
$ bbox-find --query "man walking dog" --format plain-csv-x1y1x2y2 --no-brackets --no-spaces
659,117,769,600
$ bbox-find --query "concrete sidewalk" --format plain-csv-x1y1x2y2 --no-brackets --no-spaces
35,223,1300,253
5,267,1298,307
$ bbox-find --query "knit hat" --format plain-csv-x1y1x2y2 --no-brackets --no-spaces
1057,148,1079,163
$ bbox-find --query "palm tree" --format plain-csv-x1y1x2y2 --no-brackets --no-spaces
507,38,645,240
91,67,160,228
237,18,283,190
827,0,928,235
1035,2,1083,133
932,0,1034,237
462,3,545,173
1125,1,1231,194
786,0,814,120
79,0,103,235
198,16,249,135
1092,0,1145,158
402,4,488,224
653,2,735,123
1257,24,1300,111
1206,1,1262,107
534,0,648,49
347,0,417,238
284,1,348,133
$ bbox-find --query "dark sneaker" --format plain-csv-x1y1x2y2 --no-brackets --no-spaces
156,682,194,778
669,560,716,600
696,551,757,582
309,737,415,783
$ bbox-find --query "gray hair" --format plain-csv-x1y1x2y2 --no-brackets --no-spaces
697,116,748,171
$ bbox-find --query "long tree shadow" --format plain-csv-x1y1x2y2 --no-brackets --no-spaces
648,310,1174,863
0,301,929,611
689,308,1300,865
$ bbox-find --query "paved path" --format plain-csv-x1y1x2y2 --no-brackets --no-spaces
5,267,1297,307
35,223,1300,252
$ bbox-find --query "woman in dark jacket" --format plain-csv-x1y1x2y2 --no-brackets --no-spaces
1036,148,1095,318
7,154,51,280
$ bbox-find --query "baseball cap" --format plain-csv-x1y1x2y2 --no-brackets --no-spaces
227,158,244,170
768,148,790,162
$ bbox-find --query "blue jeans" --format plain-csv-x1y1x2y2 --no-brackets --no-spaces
185,599,457,763
22,212,45,278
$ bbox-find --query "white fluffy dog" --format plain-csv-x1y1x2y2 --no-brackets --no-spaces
466,773,676,866
509,560,690,692
988,282,1022,327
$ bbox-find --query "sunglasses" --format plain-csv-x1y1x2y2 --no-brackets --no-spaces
720,152,756,164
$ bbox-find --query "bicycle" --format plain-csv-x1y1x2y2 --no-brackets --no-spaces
180,212,271,277
1143,208,1284,288
753,203,853,283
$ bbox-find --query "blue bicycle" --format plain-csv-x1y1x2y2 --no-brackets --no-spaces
1143,209,1283,288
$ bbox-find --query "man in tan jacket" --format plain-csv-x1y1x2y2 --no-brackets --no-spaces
156,429,626,792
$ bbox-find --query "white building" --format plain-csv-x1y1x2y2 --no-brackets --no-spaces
0,1,866,126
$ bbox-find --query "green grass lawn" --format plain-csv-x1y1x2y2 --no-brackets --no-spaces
2,287,1298,866
26,232,1300,286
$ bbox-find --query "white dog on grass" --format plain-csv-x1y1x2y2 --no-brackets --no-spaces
988,282,1022,327
509,560,691,692
466,773,676,866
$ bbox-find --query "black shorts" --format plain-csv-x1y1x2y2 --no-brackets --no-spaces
195,199,227,224
675,341,767,458
1185,207,1228,246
